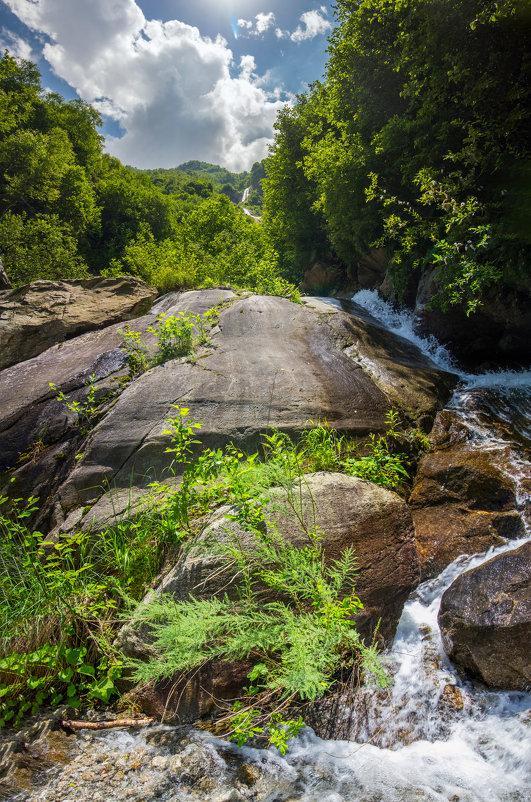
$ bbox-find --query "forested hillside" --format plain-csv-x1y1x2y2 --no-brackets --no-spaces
1,0,529,316
0,52,282,295
263,0,531,313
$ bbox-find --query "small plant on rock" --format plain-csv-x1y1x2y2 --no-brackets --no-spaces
50,374,115,435
119,325,149,378
149,312,195,362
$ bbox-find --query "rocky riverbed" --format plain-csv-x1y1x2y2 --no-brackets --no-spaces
0,279,529,801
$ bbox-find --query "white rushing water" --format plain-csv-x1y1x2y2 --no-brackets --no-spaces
273,537,531,801
350,289,531,448
24,291,530,802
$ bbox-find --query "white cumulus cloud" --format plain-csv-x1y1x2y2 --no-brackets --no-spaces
238,11,276,38
0,27,34,61
3,0,287,170
291,9,332,42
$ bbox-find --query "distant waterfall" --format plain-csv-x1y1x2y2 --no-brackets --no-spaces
241,186,251,204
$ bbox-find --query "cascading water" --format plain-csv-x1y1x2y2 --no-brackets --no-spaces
18,292,530,802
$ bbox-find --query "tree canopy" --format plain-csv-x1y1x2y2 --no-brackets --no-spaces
0,51,283,295
263,0,531,310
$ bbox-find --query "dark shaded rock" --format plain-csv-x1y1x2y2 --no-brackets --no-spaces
438,542,531,690
0,276,157,370
355,247,389,290
302,261,341,292
118,473,419,723
129,658,255,724
415,268,531,369
410,443,525,579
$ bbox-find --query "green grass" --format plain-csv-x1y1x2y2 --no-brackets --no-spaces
0,408,409,736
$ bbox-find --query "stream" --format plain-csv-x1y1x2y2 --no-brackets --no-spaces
12,292,531,802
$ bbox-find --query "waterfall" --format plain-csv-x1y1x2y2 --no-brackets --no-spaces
20,292,530,802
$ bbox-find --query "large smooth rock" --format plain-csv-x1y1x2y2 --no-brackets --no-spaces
438,542,531,690
56,295,397,527
410,442,525,579
0,289,234,528
0,276,157,370
1,289,455,533
120,472,420,722
304,297,457,429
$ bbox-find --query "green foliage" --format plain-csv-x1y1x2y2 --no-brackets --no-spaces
264,0,531,308
50,373,116,434
129,505,387,750
0,645,122,727
124,408,400,750
148,312,195,362
0,52,289,296
0,401,406,735
0,482,184,728
109,193,299,300
118,325,150,378
0,212,89,285
119,307,219,381
0,51,101,285
246,412,409,492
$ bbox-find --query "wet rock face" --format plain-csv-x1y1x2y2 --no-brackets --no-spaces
305,297,457,431
119,473,420,723
410,439,525,579
438,542,531,690
415,269,531,369
0,276,158,370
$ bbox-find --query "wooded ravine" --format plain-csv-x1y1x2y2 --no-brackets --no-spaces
0,2,529,800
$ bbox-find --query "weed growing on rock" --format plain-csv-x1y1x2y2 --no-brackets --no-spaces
126,408,390,752
50,374,116,435
149,312,195,362
118,325,149,378
119,307,219,380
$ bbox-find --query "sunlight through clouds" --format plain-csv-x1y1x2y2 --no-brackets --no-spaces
2,0,288,170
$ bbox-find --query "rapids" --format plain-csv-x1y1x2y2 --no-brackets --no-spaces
15,292,531,802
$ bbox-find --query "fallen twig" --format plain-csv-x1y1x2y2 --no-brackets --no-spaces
61,718,154,731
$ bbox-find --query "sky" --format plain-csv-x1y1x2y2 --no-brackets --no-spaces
0,0,336,171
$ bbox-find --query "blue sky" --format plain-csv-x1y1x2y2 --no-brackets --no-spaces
0,0,335,170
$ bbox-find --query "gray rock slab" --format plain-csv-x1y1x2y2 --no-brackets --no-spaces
0,276,158,370
58,295,393,526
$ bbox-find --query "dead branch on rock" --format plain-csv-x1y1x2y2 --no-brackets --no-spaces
61,718,154,731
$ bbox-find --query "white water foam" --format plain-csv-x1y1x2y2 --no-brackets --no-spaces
274,537,531,801
350,289,531,448
351,289,460,374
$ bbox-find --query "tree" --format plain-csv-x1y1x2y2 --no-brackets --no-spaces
263,101,330,282
263,0,531,308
